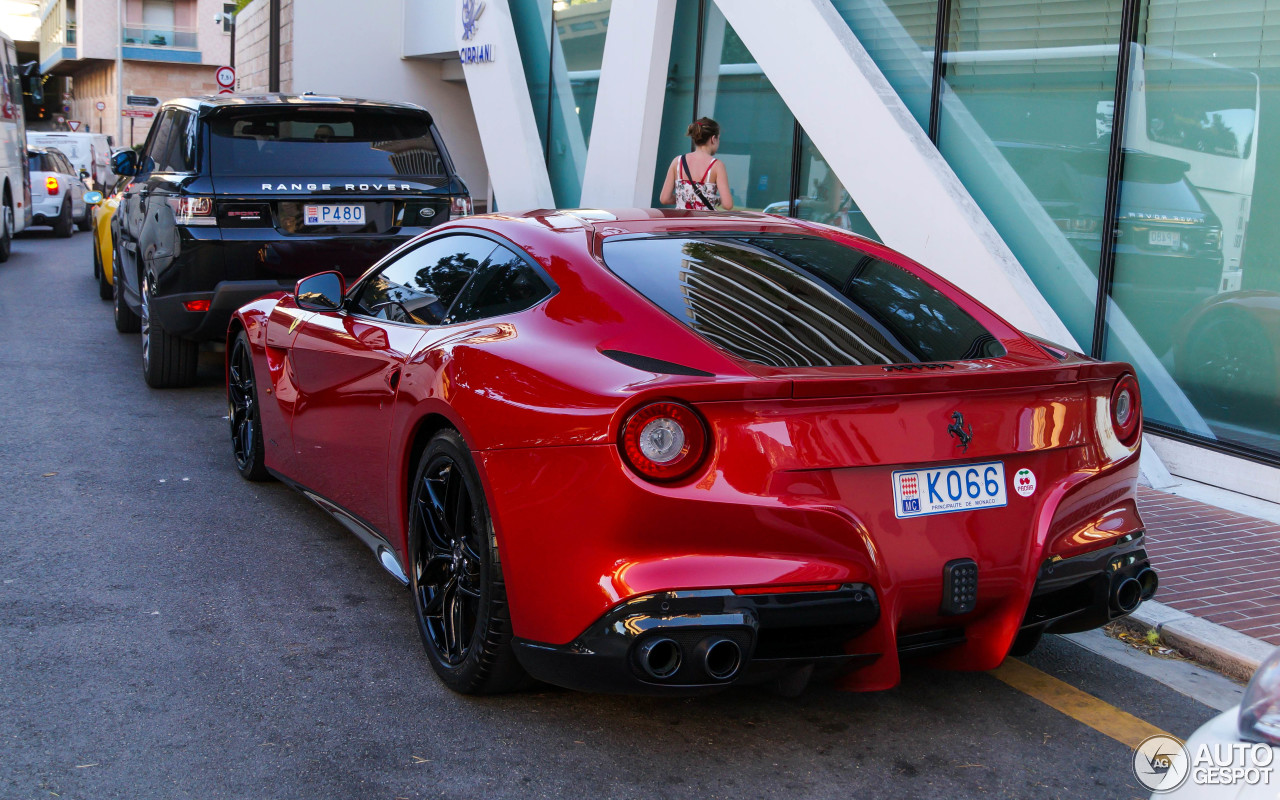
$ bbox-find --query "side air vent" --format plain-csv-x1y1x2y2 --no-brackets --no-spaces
601,350,715,377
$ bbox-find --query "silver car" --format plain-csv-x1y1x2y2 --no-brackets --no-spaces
27,146,89,237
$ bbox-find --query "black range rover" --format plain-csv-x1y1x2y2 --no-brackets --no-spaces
110,94,473,388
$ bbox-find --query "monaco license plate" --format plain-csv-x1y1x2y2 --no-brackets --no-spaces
304,203,365,225
1148,230,1180,247
892,461,1008,519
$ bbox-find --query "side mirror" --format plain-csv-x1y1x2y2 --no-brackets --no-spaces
110,149,138,176
295,271,345,311
83,191,104,205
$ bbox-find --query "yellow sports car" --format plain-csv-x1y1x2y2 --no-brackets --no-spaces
88,179,128,301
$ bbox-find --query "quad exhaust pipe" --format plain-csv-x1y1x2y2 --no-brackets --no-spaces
635,636,743,682
698,637,742,681
1110,565,1159,615
636,637,682,680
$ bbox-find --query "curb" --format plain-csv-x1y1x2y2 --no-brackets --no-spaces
1114,600,1275,683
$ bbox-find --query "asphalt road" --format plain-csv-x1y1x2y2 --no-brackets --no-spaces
0,229,1225,800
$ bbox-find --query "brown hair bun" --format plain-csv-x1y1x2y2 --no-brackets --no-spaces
687,117,721,146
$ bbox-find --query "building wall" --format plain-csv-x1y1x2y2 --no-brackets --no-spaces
233,0,293,93
67,59,224,146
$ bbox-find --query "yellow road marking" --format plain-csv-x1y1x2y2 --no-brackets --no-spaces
991,658,1171,749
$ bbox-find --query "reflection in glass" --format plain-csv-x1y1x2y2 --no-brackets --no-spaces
685,4,793,212
548,0,611,207
603,236,1004,367
828,0,937,130
356,237,495,326
935,0,1122,350
1104,5,1276,456
779,130,882,241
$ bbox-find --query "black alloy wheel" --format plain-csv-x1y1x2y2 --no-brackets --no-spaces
228,332,271,481
1184,315,1276,420
112,250,140,333
408,430,527,694
0,201,12,263
53,199,73,238
93,242,112,300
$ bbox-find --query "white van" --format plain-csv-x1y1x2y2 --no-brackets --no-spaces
0,30,31,261
27,131,114,191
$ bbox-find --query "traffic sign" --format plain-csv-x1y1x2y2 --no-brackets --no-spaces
215,66,235,89
55,114,64,124
218,88,234,95
95,101,106,111
126,95,160,108
67,120,81,131
122,109,155,119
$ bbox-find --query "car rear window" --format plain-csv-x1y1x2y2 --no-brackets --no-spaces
209,108,448,177
28,154,49,172
601,235,1006,368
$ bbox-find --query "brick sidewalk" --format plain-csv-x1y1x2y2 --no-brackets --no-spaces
1137,487,1280,646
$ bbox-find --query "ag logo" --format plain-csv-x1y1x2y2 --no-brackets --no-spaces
1013,468,1036,497
1133,734,1189,793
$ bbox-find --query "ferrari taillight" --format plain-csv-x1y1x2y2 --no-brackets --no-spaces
46,176,59,195
620,401,708,482
1110,374,1141,445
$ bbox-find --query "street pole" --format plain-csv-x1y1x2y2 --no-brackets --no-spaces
268,0,280,92
115,0,124,145
229,13,236,71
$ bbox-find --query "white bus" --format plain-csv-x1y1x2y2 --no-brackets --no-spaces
0,30,31,261
1125,45,1260,292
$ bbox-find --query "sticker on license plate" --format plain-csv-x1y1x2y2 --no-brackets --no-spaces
892,461,1008,519
304,204,365,225
1148,230,1180,247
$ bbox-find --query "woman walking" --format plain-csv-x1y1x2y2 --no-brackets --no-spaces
659,117,734,211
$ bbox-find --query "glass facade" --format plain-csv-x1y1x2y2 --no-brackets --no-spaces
509,0,1280,464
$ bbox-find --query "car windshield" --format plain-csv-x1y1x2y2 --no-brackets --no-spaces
602,235,1006,368
209,108,448,177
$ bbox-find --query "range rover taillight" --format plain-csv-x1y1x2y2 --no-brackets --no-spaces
1110,374,1141,445
619,401,709,482
450,195,473,218
167,195,216,226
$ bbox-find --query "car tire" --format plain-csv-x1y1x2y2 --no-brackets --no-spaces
53,200,73,238
113,266,141,333
0,200,12,263
77,203,92,233
227,331,272,481
140,274,198,388
93,241,112,300
408,429,528,695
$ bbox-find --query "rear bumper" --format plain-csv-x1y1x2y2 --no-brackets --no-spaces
513,585,881,695
1019,533,1156,635
150,279,292,340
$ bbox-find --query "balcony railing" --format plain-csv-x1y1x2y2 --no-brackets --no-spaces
122,25,197,50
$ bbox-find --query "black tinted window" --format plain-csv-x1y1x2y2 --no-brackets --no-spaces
602,236,1005,368
27,154,47,172
449,246,550,323
158,110,197,172
145,110,175,173
354,235,495,326
209,108,447,177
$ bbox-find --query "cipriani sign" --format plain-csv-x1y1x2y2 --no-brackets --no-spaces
459,0,495,64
